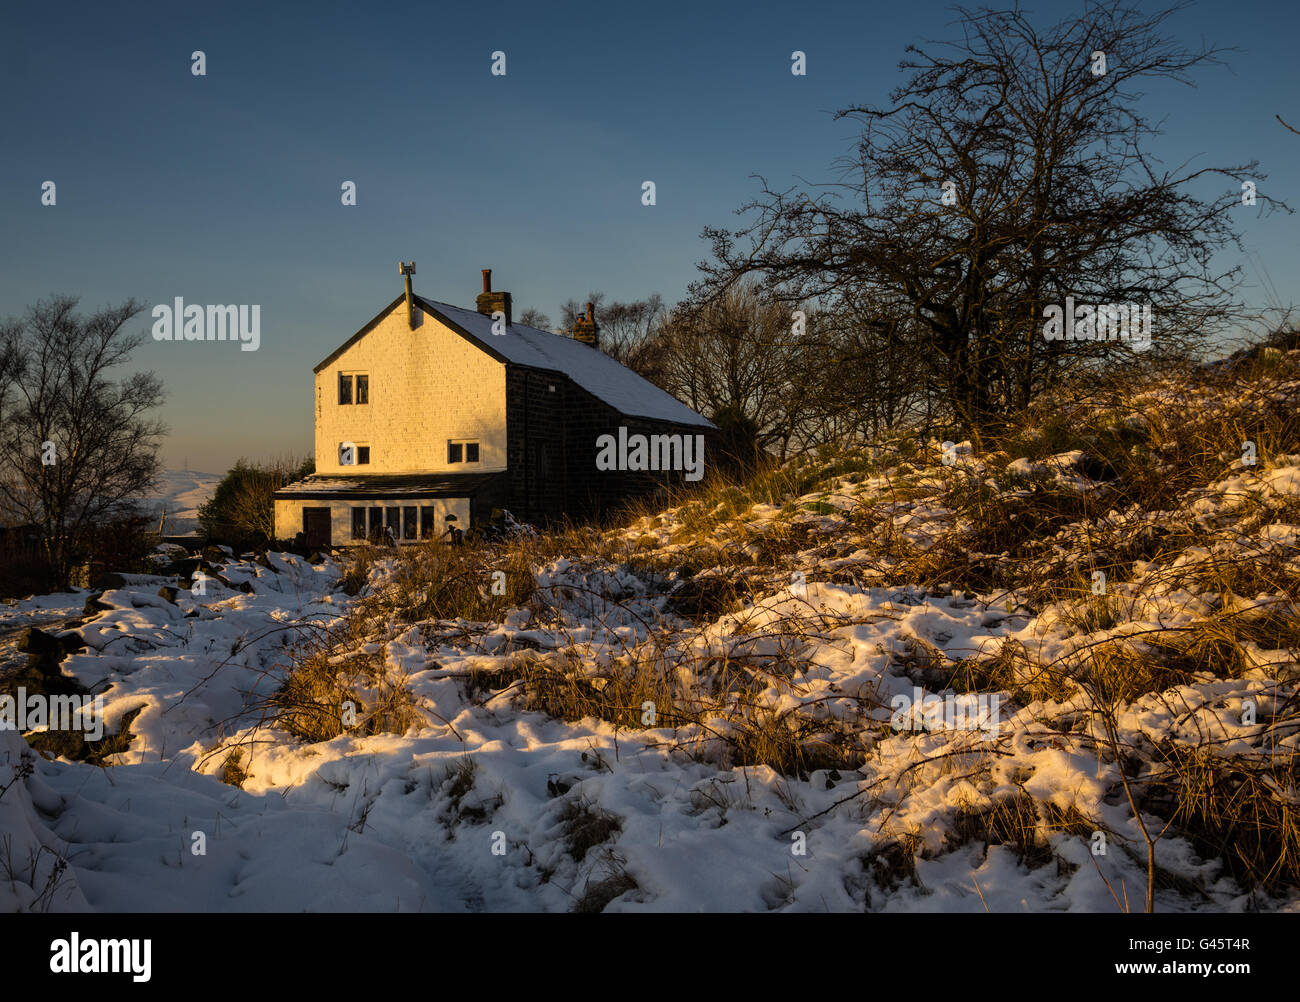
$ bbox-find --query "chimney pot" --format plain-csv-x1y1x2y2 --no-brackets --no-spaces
476,271,511,326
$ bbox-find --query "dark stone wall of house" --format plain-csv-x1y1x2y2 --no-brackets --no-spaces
505,367,568,522
470,475,511,526
506,363,719,523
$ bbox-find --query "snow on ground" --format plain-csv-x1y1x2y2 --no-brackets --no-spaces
0,522,1290,913
5,367,1300,912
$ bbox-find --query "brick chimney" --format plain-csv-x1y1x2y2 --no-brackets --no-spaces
475,269,512,327
572,300,600,349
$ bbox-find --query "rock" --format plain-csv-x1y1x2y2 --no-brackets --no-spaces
155,556,221,581
96,571,129,590
17,627,64,658
57,631,85,655
196,571,238,593
17,627,72,677
157,586,180,604
15,625,81,660
83,592,113,616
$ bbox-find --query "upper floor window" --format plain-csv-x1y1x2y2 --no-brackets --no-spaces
339,372,369,405
448,440,479,464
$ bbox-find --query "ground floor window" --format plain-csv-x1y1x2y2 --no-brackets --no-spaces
333,501,469,545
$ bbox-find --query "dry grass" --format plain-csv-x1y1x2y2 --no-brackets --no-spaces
559,798,623,863
248,330,1300,902
572,848,639,913
220,748,248,788
1145,743,1300,896
268,646,422,743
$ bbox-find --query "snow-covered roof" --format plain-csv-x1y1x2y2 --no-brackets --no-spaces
275,471,505,499
421,298,714,429
313,293,713,428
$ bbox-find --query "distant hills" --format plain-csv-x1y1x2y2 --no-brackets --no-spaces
138,470,221,535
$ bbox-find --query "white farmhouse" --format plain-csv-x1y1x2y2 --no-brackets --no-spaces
273,267,715,547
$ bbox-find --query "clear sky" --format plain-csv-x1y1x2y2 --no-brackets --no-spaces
1,0,1296,474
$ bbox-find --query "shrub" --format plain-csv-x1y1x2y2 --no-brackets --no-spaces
198,455,314,550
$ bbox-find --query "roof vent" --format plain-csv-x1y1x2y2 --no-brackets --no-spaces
399,261,417,329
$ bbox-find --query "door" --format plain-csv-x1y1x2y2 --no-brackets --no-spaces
303,507,331,548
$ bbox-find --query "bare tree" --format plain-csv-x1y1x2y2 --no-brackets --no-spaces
799,291,933,444
0,295,165,585
518,307,553,331
655,282,813,460
698,1,1286,440
558,292,671,375
596,295,667,373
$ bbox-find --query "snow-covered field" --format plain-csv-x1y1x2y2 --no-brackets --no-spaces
4,358,1300,913
137,470,221,535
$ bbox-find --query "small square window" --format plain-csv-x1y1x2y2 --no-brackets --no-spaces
356,374,369,405
448,442,463,464
403,507,417,539
357,446,370,465
338,373,352,405
465,442,479,463
351,508,366,540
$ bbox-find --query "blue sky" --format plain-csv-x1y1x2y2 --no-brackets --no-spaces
1,0,1296,473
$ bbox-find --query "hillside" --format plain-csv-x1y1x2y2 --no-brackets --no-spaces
3,342,1299,912
136,470,222,535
